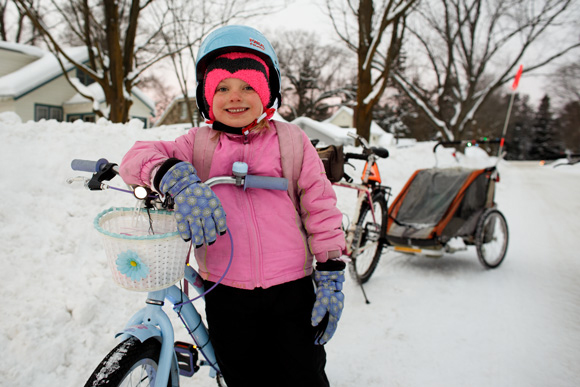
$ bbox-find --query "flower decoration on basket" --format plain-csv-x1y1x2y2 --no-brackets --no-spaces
116,250,150,282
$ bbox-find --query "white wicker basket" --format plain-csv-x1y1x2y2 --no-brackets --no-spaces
94,207,190,291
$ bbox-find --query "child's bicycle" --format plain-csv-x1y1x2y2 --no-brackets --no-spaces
323,133,391,301
68,159,288,387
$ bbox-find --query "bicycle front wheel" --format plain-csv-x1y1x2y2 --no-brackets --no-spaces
350,190,388,284
84,337,173,387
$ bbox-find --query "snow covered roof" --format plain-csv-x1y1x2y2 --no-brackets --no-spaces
0,41,155,112
292,116,355,146
65,81,106,105
0,42,88,99
64,79,155,113
0,40,45,58
325,105,386,135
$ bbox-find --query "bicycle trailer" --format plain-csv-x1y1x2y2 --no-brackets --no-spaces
386,165,508,268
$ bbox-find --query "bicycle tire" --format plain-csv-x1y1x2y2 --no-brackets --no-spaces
475,208,509,268
350,190,388,284
84,337,174,387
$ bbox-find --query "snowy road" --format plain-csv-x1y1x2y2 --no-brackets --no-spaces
327,160,580,387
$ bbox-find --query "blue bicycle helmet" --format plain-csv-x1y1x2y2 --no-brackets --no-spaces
195,25,282,120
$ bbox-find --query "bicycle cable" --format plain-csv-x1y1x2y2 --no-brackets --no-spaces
173,228,234,309
172,229,234,375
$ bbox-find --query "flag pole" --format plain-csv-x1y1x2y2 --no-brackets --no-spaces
498,64,523,157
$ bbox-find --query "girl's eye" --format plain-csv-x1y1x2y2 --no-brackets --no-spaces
216,86,228,92
244,85,254,91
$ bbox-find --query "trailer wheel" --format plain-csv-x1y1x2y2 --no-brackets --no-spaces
475,209,509,268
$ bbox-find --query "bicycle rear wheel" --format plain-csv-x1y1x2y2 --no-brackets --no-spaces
350,190,388,284
84,337,174,387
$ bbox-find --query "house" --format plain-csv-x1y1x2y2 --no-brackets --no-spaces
0,41,155,127
324,106,394,145
155,92,203,127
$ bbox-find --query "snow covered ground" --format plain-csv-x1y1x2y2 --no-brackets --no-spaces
1,113,579,386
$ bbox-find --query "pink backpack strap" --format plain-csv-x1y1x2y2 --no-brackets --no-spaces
192,126,219,182
272,120,304,212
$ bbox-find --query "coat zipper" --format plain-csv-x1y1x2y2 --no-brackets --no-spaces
242,135,263,287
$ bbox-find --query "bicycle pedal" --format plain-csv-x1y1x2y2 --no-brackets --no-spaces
174,341,199,377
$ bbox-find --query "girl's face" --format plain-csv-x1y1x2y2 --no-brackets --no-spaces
212,78,263,127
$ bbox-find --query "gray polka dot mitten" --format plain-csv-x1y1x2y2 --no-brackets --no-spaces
159,161,227,246
311,266,345,345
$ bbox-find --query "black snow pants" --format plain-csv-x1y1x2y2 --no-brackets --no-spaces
204,276,330,387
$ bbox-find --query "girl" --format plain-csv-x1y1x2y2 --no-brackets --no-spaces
119,25,346,387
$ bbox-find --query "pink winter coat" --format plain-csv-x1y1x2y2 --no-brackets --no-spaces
119,121,345,289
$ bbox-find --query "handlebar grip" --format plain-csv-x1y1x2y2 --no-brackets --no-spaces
244,175,289,191
71,158,108,172
344,153,368,161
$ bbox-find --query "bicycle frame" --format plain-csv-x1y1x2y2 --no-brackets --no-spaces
328,133,391,299
117,266,218,387
336,135,386,259
333,180,379,258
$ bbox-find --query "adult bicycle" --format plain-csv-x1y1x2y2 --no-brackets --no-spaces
331,133,391,291
68,159,288,387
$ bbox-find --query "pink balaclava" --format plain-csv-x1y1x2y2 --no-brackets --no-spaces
203,52,271,122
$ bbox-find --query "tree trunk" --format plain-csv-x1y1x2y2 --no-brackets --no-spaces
355,0,373,142
103,0,133,123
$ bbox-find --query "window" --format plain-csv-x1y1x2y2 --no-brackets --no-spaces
66,113,96,123
50,108,63,121
180,101,188,119
35,104,63,122
76,68,95,86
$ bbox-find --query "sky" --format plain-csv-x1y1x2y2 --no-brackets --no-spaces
1,111,579,386
254,0,334,39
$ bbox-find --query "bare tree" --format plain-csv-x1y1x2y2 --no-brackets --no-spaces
325,0,418,142
0,0,41,43
13,0,281,124
549,60,580,105
273,29,355,121
557,100,580,153
393,0,580,141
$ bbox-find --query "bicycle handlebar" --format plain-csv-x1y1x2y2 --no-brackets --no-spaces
70,159,288,195
344,152,368,161
71,158,110,172
244,175,288,191
344,146,389,162
344,132,389,161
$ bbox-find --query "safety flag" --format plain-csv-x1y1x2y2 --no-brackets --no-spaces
511,65,523,90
